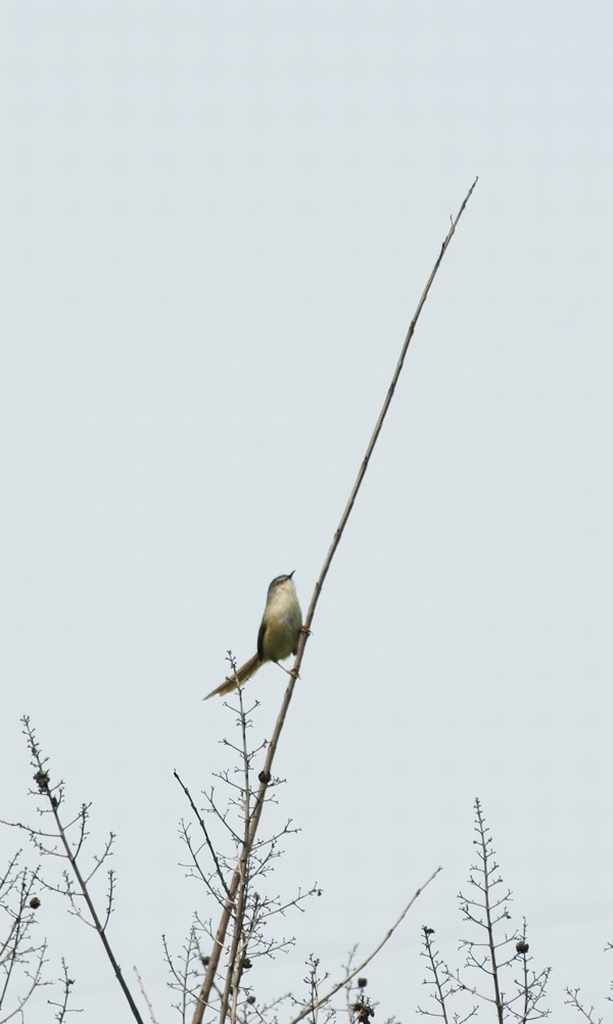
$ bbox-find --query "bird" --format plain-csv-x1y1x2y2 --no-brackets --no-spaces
204,572,302,700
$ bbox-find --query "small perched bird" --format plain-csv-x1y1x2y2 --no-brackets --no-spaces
204,572,302,700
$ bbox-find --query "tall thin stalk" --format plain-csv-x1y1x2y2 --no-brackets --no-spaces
192,178,478,1023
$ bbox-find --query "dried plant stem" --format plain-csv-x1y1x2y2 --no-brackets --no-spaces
218,690,252,1024
289,866,443,1024
303,177,478,625
191,179,477,1024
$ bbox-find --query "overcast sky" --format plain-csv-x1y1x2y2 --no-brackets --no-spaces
1,3,612,1021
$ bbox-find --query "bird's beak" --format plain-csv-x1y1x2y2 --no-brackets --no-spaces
288,570,295,578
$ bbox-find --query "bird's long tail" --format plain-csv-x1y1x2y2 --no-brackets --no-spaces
204,653,261,700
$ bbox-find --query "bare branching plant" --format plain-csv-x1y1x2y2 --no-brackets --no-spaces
172,687,442,1024
2,716,144,1023
419,924,478,1024
564,988,604,1024
564,941,613,1022
301,954,332,1024
418,799,550,1023
47,959,77,1023
0,850,52,1022
170,686,322,1023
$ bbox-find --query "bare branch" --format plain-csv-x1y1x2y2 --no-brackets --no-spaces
6,718,145,1024
47,959,79,1023
288,866,442,1024
564,989,604,1024
0,853,51,1022
174,774,232,901
133,965,160,1024
192,179,478,1022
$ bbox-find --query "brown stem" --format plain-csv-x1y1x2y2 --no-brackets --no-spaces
288,866,442,1024
191,178,478,1024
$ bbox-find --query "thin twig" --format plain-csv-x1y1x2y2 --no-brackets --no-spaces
219,688,253,1024
133,965,160,1024
191,178,477,1024
288,866,443,1024
564,989,603,1024
173,774,232,901
418,926,452,1023
473,799,504,1024
47,959,76,1023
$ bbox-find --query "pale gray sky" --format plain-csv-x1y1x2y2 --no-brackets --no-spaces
1,3,612,1021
